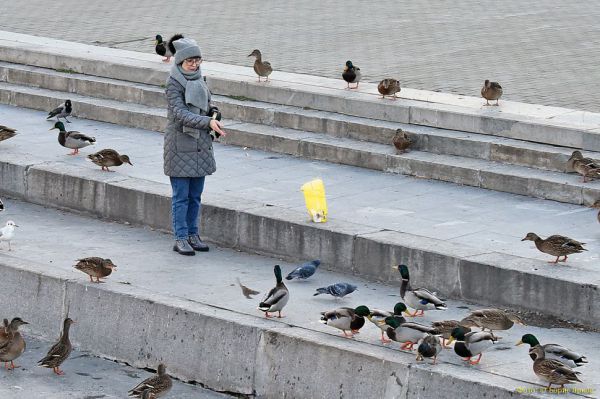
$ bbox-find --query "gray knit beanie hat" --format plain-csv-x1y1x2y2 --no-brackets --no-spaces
173,38,202,64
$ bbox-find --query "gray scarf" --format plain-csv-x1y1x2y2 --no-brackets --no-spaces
170,64,209,114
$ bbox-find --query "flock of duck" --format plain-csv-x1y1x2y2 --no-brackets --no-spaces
249,261,588,390
0,33,596,397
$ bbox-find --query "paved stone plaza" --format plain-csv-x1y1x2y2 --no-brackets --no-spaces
3,0,599,111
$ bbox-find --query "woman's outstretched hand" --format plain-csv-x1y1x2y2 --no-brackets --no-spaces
210,119,226,137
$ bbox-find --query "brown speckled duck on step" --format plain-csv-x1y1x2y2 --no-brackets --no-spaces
521,232,587,263
74,257,117,283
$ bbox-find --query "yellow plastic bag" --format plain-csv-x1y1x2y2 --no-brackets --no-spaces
301,178,328,223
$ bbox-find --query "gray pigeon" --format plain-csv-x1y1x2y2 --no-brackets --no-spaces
314,283,358,298
286,259,321,280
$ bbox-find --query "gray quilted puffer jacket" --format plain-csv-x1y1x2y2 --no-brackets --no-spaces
163,77,216,177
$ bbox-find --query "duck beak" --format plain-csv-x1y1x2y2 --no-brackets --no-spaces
520,237,527,241
343,66,348,72
447,337,455,345
247,53,253,57
391,265,398,270
49,127,56,131
515,340,523,346
128,161,133,166
22,321,29,325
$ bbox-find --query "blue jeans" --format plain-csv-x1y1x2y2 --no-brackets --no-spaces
170,176,205,240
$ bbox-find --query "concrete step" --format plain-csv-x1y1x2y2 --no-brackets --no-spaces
0,105,598,328
1,30,600,152
1,61,598,174
0,81,598,206
0,337,228,398
0,199,597,398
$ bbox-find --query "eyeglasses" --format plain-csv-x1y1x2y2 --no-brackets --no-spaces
184,58,202,65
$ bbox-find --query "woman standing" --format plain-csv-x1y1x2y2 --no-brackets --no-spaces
164,38,225,256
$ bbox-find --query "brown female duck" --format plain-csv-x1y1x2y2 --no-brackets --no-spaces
460,309,524,332
74,257,117,283
530,346,582,389
521,232,586,263
568,151,600,182
392,129,412,153
87,149,133,172
378,79,401,99
0,317,28,370
0,126,17,142
248,49,273,82
128,363,172,398
481,80,503,106
38,318,74,375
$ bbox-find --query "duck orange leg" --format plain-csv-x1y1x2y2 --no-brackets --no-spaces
469,354,483,365
400,341,414,350
342,330,354,338
549,256,560,264
381,331,391,344
53,367,65,375
264,312,272,318
560,255,568,262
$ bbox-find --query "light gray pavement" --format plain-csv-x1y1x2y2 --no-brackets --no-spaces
2,1,599,112
0,104,599,270
0,198,598,397
0,336,231,398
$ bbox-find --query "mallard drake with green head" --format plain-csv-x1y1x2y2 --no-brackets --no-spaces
517,334,587,368
393,264,447,316
0,126,17,142
384,314,439,351
258,265,289,318
38,317,74,375
431,320,471,348
593,200,600,223
392,129,411,153
447,326,499,365
460,309,523,332
0,317,28,370
128,363,172,398
248,49,273,82
530,346,582,389
87,149,133,171
521,232,586,263
481,80,502,106
320,306,370,338
378,79,401,99
74,257,117,283
342,61,361,89
155,34,183,63
367,302,410,343
50,122,95,155
416,333,442,364
568,151,600,182
47,100,72,123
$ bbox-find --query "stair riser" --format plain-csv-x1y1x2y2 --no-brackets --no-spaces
0,66,577,173
1,158,598,328
2,44,599,151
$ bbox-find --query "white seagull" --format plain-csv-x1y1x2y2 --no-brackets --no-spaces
0,221,18,251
